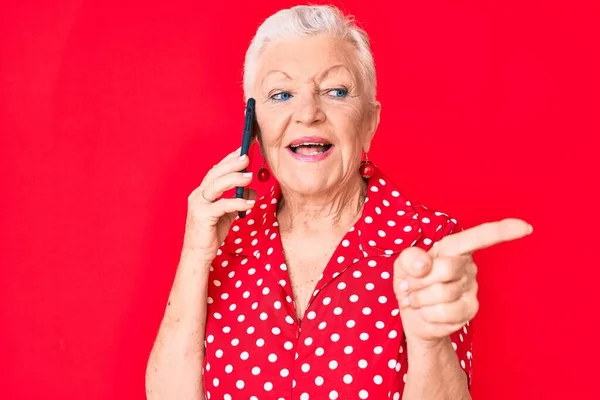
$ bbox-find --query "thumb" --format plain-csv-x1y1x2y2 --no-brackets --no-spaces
394,247,433,308
394,246,433,281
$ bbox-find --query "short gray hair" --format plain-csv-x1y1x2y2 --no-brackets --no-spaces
243,5,376,103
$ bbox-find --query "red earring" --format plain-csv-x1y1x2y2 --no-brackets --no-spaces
257,159,270,182
359,152,375,179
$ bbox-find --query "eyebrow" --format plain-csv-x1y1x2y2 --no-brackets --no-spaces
261,64,354,87
316,64,353,81
260,70,292,87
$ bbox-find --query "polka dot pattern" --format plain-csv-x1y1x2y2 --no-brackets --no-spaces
204,166,473,399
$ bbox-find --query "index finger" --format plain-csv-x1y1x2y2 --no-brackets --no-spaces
433,218,533,257
204,147,247,180
223,146,243,161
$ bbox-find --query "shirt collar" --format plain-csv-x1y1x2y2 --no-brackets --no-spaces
222,164,424,260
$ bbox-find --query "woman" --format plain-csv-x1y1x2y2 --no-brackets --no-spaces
146,5,532,400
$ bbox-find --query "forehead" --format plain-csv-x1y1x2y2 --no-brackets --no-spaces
257,34,359,79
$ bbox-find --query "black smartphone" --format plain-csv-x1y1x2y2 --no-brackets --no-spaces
236,98,256,218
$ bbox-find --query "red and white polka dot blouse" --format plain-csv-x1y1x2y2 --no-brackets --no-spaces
203,166,473,399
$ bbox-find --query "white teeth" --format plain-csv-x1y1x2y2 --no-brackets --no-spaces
290,142,330,148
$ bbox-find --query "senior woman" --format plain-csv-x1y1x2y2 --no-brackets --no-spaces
146,5,531,400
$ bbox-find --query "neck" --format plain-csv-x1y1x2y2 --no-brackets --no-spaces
277,174,367,234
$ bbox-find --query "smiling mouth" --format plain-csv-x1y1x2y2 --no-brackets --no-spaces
288,142,333,155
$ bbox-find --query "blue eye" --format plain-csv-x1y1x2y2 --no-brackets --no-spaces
327,88,348,98
271,92,293,101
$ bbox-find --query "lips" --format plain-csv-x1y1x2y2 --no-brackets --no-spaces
286,136,335,162
289,142,333,155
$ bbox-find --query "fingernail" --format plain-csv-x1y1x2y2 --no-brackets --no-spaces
399,280,409,291
246,200,255,205
401,297,410,307
414,259,427,270
239,155,247,161
527,224,534,234
243,172,253,178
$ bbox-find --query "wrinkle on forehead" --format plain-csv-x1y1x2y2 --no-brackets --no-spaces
261,64,356,89
256,35,364,94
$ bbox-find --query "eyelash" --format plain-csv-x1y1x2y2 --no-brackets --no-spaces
269,87,349,102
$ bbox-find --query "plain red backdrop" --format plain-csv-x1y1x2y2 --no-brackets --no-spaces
1,0,598,399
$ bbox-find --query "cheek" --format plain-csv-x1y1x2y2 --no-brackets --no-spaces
330,101,363,119
326,103,367,142
256,108,290,148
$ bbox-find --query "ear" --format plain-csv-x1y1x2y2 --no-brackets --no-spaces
253,120,266,156
252,118,261,142
362,100,381,153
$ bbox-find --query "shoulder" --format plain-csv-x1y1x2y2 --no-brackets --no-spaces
365,167,460,252
410,202,460,251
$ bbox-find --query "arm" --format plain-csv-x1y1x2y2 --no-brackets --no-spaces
403,337,470,400
396,212,472,399
145,147,255,399
145,249,211,400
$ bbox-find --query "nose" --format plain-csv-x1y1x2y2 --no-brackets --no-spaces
294,89,326,126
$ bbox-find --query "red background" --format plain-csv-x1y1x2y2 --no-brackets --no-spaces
1,0,598,399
